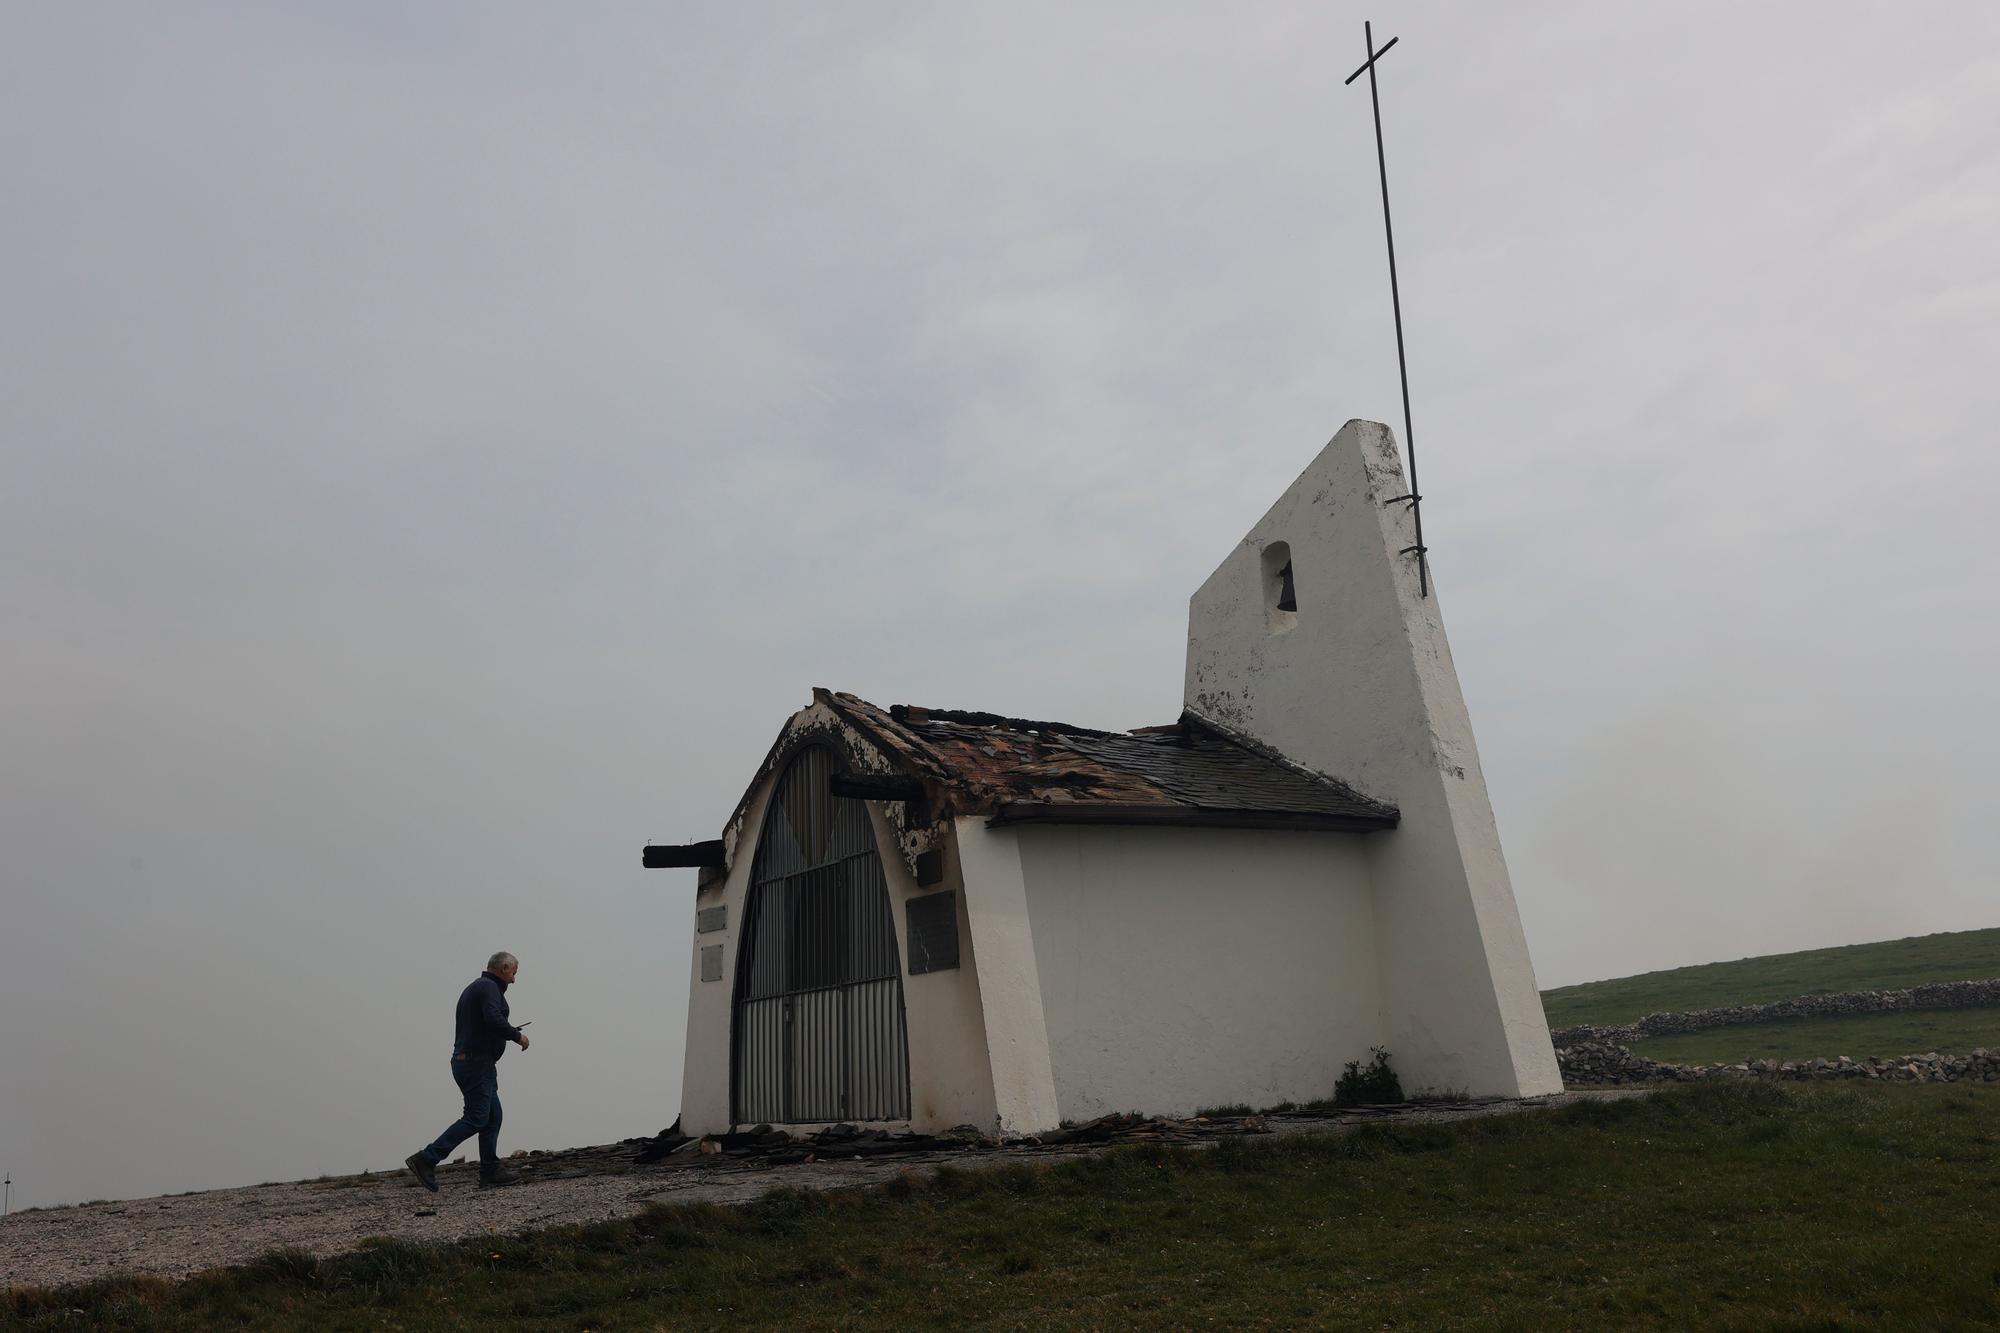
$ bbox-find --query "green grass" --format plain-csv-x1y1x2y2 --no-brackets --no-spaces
1541,926,2000,1029
10,1083,2000,1330
1630,1006,2000,1065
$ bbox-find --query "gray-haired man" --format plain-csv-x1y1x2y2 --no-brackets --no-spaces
406,952,531,1190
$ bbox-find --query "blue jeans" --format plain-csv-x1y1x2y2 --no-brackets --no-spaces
421,1058,502,1169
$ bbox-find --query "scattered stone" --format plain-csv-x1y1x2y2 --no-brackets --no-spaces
1550,978,2000,1048
1558,1041,2000,1088
630,1109,1280,1170
633,1115,692,1164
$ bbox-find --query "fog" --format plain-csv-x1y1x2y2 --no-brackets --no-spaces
3,3,1996,1210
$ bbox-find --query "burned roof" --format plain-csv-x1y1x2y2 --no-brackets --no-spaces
820,691,1398,834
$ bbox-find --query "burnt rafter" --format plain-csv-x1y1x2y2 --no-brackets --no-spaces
888,702,1115,738
643,840,726,870
828,772,928,803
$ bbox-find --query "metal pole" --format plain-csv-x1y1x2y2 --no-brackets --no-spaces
1356,20,1428,596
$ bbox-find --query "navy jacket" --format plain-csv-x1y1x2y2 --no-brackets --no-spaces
453,971,522,1064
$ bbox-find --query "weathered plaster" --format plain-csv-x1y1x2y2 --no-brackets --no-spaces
872,804,999,1133
714,697,948,888
951,817,1063,1134
1017,824,1382,1120
676,774,772,1137
1183,420,1561,1098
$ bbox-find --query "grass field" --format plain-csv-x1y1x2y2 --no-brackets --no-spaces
1630,1006,2000,1065
1541,926,2000,1029
10,1082,2000,1330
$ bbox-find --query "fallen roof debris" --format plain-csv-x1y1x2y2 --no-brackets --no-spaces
628,1104,1533,1170
632,1110,1280,1167
501,1097,1536,1184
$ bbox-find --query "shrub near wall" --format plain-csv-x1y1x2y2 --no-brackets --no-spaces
1548,978,2000,1047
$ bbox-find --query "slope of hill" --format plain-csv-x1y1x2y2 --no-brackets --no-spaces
9,1084,2000,1330
1541,926,2000,1030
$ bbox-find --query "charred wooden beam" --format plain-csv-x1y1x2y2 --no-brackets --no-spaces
643,840,726,870
829,773,927,803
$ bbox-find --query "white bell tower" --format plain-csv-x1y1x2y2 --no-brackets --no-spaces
1184,419,1561,1098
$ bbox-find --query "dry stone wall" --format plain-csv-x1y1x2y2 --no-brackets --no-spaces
1548,978,2000,1048
1559,1041,2000,1087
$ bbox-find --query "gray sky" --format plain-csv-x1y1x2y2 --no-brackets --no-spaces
3,3,1996,1211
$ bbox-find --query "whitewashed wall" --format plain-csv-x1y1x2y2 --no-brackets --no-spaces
1184,420,1563,1098
885,814,1000,1132
676,778,765,1137
1015,823,1383,1120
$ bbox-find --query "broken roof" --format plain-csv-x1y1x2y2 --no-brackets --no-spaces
818,690,1398,834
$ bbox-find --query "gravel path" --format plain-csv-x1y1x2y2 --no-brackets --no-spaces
0,1090,1643,1291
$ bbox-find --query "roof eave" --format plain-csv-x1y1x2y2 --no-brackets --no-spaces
1176,706,1401,822
985,802,1399,835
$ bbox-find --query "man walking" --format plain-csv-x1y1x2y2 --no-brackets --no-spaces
406,951,531,1190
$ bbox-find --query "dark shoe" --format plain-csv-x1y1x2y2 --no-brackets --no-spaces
405,1153,438,1193
478,1165,523,1187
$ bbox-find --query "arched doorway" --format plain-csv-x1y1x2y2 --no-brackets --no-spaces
732,746,911,1123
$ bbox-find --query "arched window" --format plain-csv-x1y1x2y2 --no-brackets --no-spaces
1262,540,1299,632
733,746,910,1123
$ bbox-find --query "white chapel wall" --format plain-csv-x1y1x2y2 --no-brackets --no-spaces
676,778,770,1137
953,819,1064,1133
1183,419,1562,1098
1015,824,1383,1121
872,804,1000,1133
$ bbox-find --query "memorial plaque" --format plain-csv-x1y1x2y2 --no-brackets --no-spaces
905,891,960,974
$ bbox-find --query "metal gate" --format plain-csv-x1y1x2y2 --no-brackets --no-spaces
732,746,910,1124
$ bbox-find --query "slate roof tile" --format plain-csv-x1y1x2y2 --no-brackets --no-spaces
820,691,1397,832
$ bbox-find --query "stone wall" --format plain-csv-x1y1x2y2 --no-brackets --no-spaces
1548,978,2000,1048
1559,1041,2000,1086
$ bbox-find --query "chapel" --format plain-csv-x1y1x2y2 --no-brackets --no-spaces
647,420,1562,1135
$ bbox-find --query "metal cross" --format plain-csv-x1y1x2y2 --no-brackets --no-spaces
1346,21,1429,596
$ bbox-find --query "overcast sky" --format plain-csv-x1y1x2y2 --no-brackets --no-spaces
3,3,1996,1211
